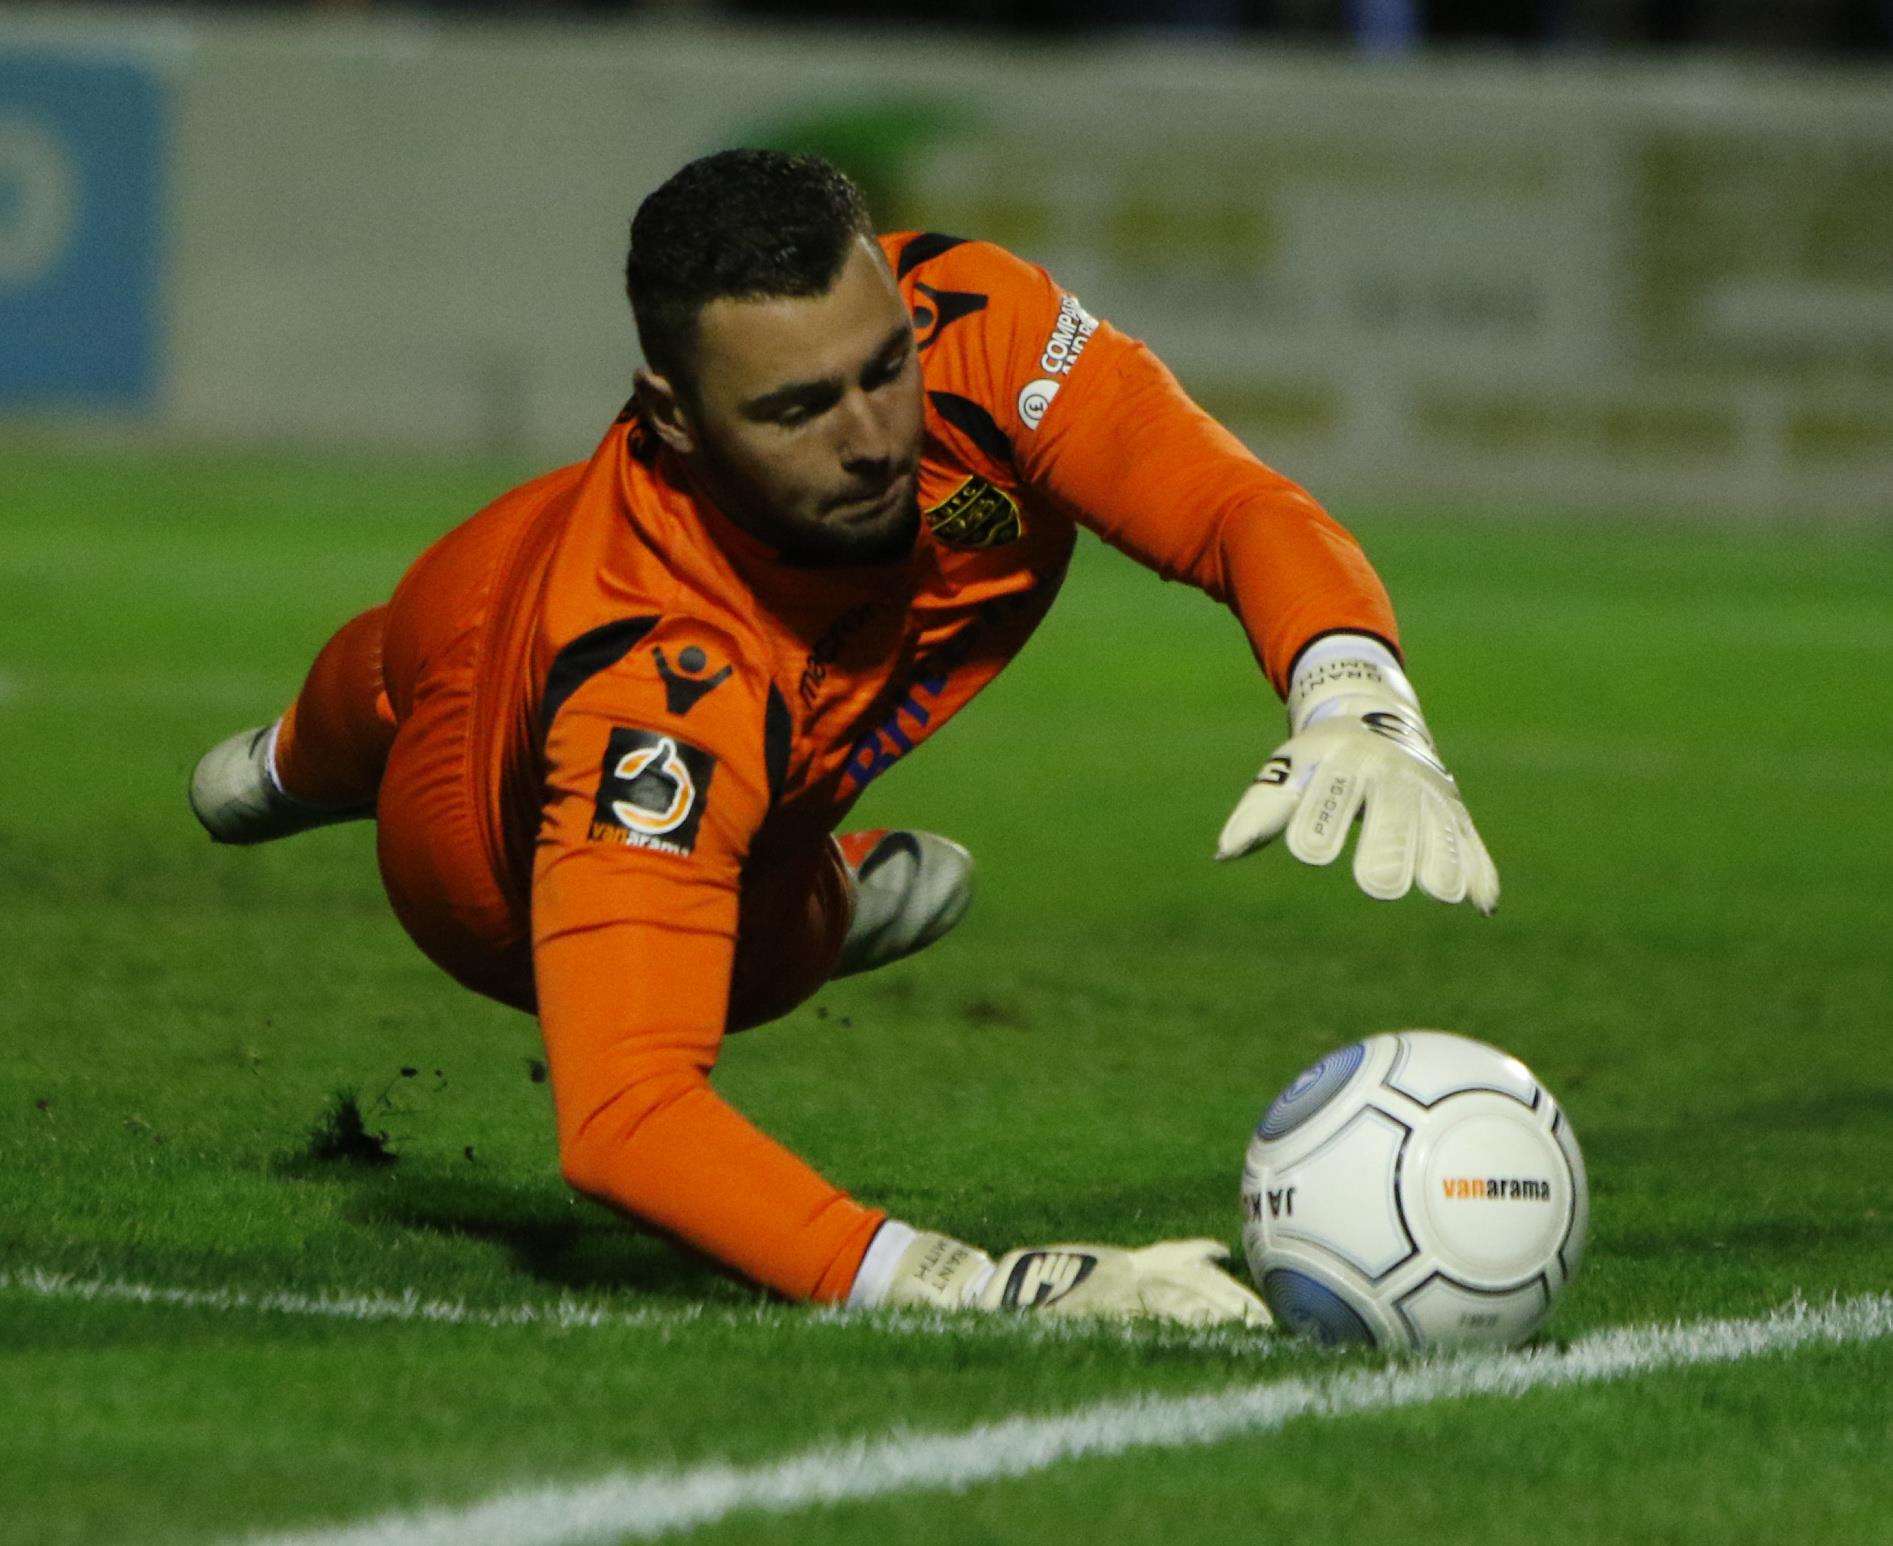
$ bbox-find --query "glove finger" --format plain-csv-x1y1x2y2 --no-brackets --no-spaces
1216,775,1300,861
1220,1282,1273,1328
1136,1241,1269,1326
1286,758,1365,868
1143,1266,1272,1328
1187,1269,1272,1327
1353,770,1420,901
1415,787,1470,904
1133,1238,1229,1268
1144,1285,1241,1327
1462,813,1501,915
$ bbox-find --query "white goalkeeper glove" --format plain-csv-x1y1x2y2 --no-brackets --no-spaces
1216,633,1499,913
849,1224,1270,1328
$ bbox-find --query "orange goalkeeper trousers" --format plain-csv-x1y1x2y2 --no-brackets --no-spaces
272,603,851,1030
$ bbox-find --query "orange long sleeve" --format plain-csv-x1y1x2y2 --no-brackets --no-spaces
533,909,880,1302
910,236,1399,696
530,628,881,1303
1025,329,1399,695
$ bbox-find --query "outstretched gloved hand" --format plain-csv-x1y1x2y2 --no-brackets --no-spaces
855,1226,1270,1328
1217,633,1499,914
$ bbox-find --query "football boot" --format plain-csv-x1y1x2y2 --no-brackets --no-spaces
833,828,974,978
188,723,372,845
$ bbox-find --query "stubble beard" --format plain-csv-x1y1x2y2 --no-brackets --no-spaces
812,486,922,567
713,467,921,569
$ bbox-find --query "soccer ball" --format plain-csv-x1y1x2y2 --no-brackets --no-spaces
1241,1030,1588,1351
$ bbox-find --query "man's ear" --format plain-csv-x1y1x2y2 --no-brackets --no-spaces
635,368,697,456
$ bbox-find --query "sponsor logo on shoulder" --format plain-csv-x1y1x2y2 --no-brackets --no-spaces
589,727,716,855
1039,292,1098,375
1017,377,1060,431
1019,292,1098,431
924,476,1022,549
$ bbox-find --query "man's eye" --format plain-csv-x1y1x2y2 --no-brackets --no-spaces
867,351,909,387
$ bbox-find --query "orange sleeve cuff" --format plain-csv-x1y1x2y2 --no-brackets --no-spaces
536,913,883,1303
560,1070,885,1303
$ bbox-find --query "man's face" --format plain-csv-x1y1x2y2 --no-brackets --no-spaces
669,235,925,566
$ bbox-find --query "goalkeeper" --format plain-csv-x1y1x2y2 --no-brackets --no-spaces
190,151,1497,1326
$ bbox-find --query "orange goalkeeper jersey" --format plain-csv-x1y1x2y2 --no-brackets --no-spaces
377,231,1398,1303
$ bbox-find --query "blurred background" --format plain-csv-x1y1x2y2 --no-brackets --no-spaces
2,0,1889,514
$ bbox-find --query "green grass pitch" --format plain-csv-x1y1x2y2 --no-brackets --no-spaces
2,443,1889,1544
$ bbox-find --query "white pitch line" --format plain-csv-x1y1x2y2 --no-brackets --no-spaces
236,1292,1892,1546
0,1268,704,1335
0,1267,1279,1357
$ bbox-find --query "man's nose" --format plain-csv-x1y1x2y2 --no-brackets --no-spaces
834,388,897,472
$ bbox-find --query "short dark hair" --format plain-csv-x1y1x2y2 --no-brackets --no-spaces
625,149,874,382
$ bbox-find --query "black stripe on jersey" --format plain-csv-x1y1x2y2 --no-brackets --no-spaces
541,616,661,742
763,685,792,804
928,391,1014,469
897,232,968,278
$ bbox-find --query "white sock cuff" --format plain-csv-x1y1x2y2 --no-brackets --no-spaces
1287,632,1417,730
1290,631,1403,688
846,1219,919,1309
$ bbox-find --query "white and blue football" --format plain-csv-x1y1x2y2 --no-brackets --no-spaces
1242,1030,1588,1350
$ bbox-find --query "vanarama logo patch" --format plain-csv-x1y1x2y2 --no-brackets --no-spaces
1442,1177,1553,1201
925,477,1021,549
590,727,716,855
